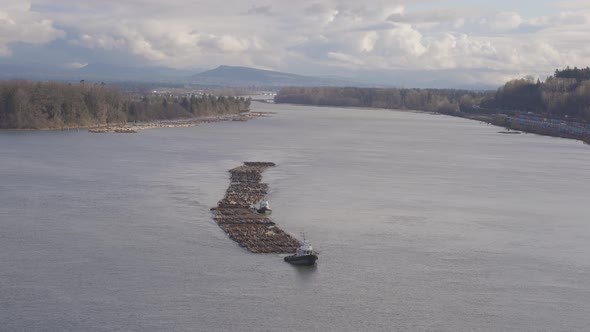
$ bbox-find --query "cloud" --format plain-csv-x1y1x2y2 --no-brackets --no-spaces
388,7,476,24
360,31,378,52
0,0,64,56
482,12,523,31
327,51,363,65
62,61,87,69
71,34,126,50
245,5,273,16
199,34,262,53
0,0,590,86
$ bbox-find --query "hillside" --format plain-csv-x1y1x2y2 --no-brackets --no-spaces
189,65,356,87
0,63,193,83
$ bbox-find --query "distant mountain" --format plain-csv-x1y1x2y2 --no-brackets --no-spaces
189,65,359,87
0,63,65,80
0,62,497,90
0,63,195,83
74,63,190,82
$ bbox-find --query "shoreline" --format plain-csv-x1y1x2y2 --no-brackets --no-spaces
458,113,590,144
88,111,273,133
274,102,589,145
0,111,273,133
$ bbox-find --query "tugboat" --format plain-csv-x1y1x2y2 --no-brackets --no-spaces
257,199,272,214
284,234,318,266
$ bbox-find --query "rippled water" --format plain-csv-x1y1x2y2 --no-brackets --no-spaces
1,102,589,331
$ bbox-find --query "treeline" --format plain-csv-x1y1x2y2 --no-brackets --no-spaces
482,68,590,121
126,94,251,122
0,80,251,129
554,66,590,81
274,66,590,122
274,87,490,115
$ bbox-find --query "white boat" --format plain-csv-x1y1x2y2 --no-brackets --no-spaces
257,199,272,214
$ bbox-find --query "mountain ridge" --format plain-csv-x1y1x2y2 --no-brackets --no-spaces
0,63,495,90
188,65,361,87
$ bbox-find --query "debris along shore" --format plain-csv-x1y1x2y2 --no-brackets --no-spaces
211,162,301,253
88,112,273,133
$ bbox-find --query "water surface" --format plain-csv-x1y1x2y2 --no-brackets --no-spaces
1,103,589,331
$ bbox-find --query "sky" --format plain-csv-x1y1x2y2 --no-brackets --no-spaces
1,0,590,87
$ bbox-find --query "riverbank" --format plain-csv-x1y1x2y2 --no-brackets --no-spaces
458,113,590,144
210,162,300,253
276,101,590,144
87,111,273,133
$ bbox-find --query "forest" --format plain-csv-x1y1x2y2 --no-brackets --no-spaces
0,81,251,129
274,86,489,115
275,67,590,122
482,67,590,121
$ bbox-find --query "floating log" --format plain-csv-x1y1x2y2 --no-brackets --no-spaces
88,113,270,134
220,224,299,253
212,162,300,253
114,128,137,133
244,162,276,167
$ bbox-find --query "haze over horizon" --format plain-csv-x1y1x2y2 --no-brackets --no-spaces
1,0,589,87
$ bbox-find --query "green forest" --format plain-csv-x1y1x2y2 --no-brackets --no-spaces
275,67,590,122
0,81,251,129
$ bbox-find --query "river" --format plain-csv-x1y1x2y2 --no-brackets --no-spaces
1,102,589,331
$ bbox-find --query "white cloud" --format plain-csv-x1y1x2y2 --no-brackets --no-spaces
63,61,87,69
0,0,64,56
327,51,363,65
483,12,523,31
71,34,126,50
360,31,378,52
0,0,589,86
201,35,260,53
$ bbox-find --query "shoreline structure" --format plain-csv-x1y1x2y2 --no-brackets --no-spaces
211,162,300,253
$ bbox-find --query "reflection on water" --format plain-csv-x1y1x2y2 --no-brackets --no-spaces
292,264,318,275
1,102,589,331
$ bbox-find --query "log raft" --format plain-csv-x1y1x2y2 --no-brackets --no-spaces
211,162,300,253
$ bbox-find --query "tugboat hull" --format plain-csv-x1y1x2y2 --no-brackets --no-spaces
257,207,272,214
284,254,318,266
